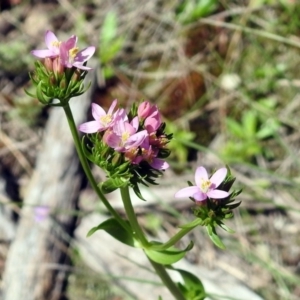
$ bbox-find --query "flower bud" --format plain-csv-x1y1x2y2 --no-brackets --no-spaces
52,57,64,76
43,57,53,72
71,69,82,82
138,101,152,119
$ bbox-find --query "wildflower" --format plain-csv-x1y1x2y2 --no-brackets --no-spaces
31,30,95,71
104,116,148,152
142,105,161,133
134,137,169,170
78,100,118,133
31,30,61,58
175,166,229,202
59,37,95,70
34,206,50,223
137,101,152,119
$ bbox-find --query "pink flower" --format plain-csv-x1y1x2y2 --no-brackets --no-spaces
78,100,118,133
134,137,169,170
138,101,152,119
31,30,95,71
175,166,229,202
31,30,61,58
34,206,50,223
104,116,148,152
59,37,95,70
144,111,161,134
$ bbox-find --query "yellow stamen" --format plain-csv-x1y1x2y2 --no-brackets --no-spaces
69,47,79,58
122,132,130,143
100,115,112,125
199,178,211,193
51,41,61,48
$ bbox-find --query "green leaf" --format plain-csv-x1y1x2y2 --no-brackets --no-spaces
217,222,235,233
242,110,257,137
206,224,226,249
171,268,206,300
132,184,146,201
87,217,136,247
100,11,118,44
226,118,244,138
145,241,193,265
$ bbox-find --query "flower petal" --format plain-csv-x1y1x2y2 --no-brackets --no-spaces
125,130,148,149
65,35,77,50
59,42,70,67
31,49,57,58
175,186,199,198
193,192,208,202
150,158,169,170
195,166,208,187
104,131,120,149
107,99,118,115
91,103,106,120
210,168,227,188
78,121,101,133
45,30,59,52
130,116,139,131
72,63,92,70
207,189,229,199
74,46,95,63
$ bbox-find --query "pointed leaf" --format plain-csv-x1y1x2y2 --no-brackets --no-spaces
87,217,136,247
217,221,235,233
132,184,146,201
173,268,206,300
206,225,226,249
145,241,193,265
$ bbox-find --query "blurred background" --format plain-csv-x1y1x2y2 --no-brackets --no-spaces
0,0,300,299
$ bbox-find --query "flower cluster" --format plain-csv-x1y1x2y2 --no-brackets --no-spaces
79,100,171,197
28,30,95,105
32,30,95,71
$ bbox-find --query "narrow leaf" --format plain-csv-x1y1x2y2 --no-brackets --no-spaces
206,225,226,249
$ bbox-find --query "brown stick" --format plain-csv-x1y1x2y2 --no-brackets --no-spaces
2,67,96,300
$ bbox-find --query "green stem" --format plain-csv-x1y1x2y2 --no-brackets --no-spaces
150,226,195,251
149,259,186,300
63,103,131,233
120,186,186,300
120,186,149,247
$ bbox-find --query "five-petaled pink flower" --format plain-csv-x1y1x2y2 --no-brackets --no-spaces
104,116,148,152
59,36,95,70
175,166,229,202
133,137,169,170
78,100,118,133
31,30,61,58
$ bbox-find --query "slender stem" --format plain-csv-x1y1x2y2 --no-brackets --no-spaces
63,103,131,233
120,186,149,247
150,226,195,251
120,186,186,299
149,259,186,300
